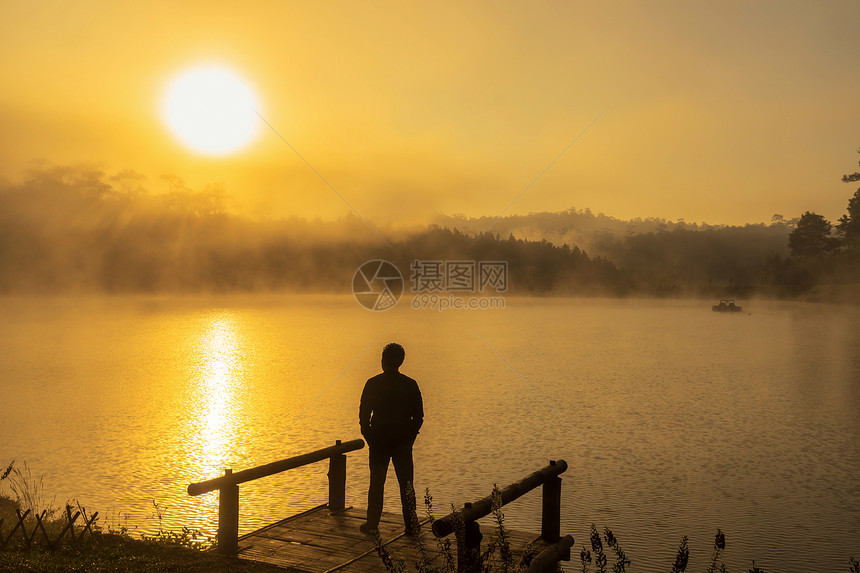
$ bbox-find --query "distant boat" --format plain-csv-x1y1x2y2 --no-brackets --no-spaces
712,299,742,312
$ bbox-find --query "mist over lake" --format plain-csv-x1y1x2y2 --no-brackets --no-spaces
2,295,857,572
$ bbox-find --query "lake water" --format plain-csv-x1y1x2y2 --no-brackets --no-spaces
1,295,858,572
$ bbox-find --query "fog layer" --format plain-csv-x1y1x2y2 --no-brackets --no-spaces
0,165,817,297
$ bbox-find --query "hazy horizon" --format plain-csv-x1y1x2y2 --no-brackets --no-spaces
0,164,803,298
0,162,821,230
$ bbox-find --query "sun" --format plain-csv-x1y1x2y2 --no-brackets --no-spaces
162,65,261,156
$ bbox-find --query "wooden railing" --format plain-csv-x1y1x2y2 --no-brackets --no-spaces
432,460,572,573
187,438,364,554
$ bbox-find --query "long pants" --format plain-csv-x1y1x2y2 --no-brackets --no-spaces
366,440,417,529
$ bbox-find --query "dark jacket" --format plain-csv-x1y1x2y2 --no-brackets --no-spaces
359,371,423,448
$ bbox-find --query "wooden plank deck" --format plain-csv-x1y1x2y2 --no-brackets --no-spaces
236,505,549,572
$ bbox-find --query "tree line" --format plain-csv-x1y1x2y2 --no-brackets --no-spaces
760,148,860,298
0,166,622,295
0,156,857,300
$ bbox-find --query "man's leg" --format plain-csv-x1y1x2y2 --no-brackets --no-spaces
365,445,390,530
391,442,417,531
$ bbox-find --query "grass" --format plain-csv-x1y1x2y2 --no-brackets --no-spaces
0,460,284,572
0,532,286,573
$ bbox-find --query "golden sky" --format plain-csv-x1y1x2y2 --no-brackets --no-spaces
1,1,858,226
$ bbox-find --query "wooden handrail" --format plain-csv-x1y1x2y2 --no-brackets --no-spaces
432,459,568,538
432,460,570,573
187,438,365,554
187,438,364,496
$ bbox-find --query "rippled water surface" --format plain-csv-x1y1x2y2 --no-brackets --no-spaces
1,296,858,571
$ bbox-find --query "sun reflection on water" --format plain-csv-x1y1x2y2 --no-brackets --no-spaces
189,313,246,472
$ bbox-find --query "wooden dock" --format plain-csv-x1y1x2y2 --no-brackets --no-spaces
188,440,574,573
235,505,548,573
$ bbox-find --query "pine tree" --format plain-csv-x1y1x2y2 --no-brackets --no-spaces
837,147,860,248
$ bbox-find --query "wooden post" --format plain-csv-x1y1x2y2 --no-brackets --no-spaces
328,440,347,512
541,461,562,542
525,534,574,573
457,503,483,573
218,468,239,554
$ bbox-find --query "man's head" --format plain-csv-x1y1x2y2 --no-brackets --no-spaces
381,343,405,372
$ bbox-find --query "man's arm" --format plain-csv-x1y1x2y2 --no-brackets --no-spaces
359,380,373,435
410,380,424,436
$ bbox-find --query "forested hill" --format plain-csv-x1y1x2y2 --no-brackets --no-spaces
436,210,794,296
437,148,860,300
3,165,857,299
0,168,623,294
436,209,792,260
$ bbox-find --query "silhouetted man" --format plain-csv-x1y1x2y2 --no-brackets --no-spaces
359,343,423,534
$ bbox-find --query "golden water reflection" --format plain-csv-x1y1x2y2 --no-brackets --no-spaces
187,312,246,474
